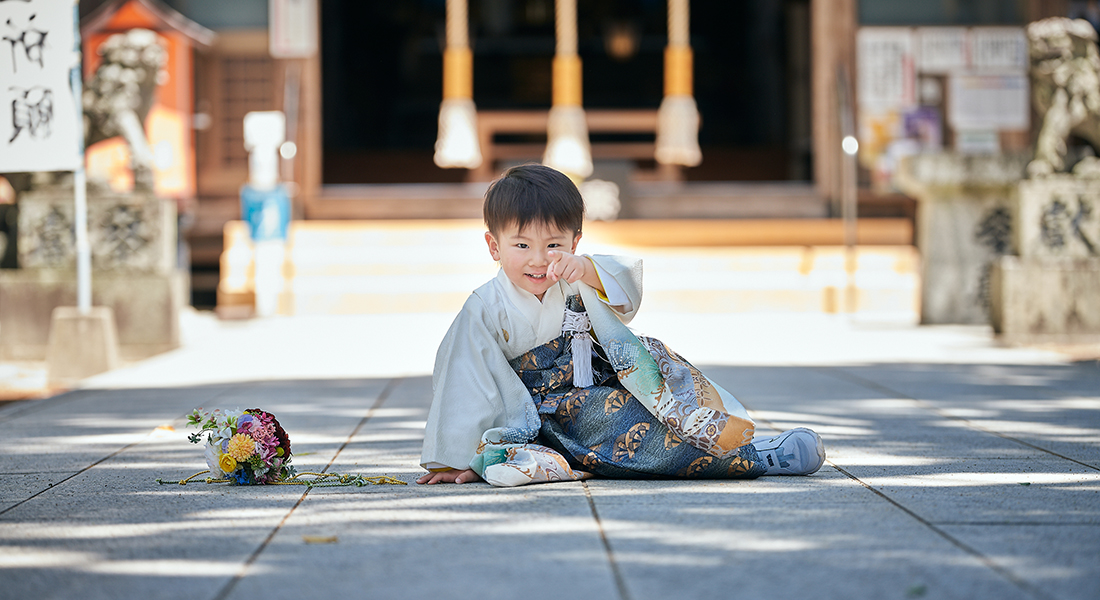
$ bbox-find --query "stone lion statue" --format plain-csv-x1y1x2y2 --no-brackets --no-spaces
82,29,167,191
1027,18,1100,177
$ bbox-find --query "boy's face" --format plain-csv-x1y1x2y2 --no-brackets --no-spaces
485,221,581,300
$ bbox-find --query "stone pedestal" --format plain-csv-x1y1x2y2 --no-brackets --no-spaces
46,306,121,386
896,153,1028,324
0,188,184,361
0,269,185,360
988,175,1100,341
990,256,1100,340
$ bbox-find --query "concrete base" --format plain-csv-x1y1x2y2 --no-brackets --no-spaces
46,306,120,386
917,191,1009,324
989,255,1100,341
0,269,186,360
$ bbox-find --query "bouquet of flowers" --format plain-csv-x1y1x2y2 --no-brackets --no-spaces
187,408,294,485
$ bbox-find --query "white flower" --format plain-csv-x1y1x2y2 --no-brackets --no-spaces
215,425,233,442
204,442,222,474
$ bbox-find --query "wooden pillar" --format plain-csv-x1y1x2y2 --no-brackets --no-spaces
811,0,856,213
298,2,324,214
299,53,323,213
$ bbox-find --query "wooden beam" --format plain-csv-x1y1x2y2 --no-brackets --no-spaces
584,218,913,247
1025,0,1070,21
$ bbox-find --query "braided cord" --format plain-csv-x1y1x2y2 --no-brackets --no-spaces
156,470,406,487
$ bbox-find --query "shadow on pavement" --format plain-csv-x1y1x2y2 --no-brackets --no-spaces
0,365,1097,600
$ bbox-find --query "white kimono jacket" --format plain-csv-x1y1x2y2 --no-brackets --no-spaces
421,254,643,471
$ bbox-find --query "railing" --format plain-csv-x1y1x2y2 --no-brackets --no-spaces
471,109,682,181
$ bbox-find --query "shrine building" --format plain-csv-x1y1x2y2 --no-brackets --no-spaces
70,0,1067,311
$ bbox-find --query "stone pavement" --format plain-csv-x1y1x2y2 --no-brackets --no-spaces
0,310,1097,600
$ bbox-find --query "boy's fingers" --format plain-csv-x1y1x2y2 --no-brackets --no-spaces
560,261,579,283
547,255,561,280
417,471,451,484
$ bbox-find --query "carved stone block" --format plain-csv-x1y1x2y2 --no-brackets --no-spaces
17,189,176,273
1017,176,1100,259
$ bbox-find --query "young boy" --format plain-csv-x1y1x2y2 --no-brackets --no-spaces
418,164,824,486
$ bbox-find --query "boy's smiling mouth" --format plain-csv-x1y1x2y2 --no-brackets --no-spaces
526,273,547,280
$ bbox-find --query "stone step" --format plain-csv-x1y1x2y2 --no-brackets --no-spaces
217,220,920,319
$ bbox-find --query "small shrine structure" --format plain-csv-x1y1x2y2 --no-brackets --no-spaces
81,0,214,201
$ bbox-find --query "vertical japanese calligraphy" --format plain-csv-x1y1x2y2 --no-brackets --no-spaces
3,12,47,72
0,0,80,172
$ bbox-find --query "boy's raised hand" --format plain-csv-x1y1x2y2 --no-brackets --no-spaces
547,250,606,294
547,250,587,283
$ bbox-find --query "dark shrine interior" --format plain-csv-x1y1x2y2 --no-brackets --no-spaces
320,0,812,184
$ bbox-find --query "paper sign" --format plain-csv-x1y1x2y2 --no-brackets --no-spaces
858,28,915,110
917,28,968,73
269,0,317,58
949,74,1029,130
971,28,1028,71
0,0,82,172
956,130,1000,154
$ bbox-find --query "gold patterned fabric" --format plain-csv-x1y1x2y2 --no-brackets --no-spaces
510,295,766,480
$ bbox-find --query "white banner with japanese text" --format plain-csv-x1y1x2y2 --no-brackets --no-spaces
0,0,81,172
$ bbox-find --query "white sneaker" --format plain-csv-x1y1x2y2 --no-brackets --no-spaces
752,428,825,475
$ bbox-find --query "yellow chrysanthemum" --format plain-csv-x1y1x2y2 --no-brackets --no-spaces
219,453,238,474
226,433,256,461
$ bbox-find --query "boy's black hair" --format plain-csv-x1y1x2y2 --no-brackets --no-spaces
483,164,585,236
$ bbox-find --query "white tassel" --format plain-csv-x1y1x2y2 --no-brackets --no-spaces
543,105,593,178
434,98,483,168
562,308,594,387
655,94,702,167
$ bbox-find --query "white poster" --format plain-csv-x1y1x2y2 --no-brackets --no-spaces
917,27,968,73
949,74,1029,130
857,28,915,110
971,27,1028,71
270,0,318,58
0,0,81,172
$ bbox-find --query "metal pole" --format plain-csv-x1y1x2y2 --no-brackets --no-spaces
842,143,857,312
71,0,90,314
282,61,301,186
836,65,858,312
74,167,91,313
842,152,857,248
836,66,856,246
